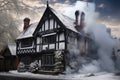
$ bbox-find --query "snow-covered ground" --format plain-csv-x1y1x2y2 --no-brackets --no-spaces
2,71,118,80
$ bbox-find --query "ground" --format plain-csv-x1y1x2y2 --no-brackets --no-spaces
0,71,120,80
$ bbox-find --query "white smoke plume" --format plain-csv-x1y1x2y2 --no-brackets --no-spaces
64,1,116,73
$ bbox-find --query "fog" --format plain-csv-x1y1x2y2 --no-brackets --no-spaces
64,1,117,73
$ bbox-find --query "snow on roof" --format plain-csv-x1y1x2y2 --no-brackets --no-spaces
51,8,79,33
17,8,79,40
17,22,38,39
8,43,16,55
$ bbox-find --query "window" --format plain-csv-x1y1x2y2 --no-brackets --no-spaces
21,39,33,48
42,35,56,45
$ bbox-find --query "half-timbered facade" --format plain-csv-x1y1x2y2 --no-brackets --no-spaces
16,4,88,73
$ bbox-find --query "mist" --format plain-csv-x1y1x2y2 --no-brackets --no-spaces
64,1,116,73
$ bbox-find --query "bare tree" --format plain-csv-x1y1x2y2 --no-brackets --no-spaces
0,0,39,51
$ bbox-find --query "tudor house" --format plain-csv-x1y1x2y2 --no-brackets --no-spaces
16,4,88,73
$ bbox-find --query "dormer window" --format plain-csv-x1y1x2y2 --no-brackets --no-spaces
21,38,33,48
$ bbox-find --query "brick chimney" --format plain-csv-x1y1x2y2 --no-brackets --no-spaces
75,10,79,26
23,17,30,30
74,10,85,32
79,12,85,31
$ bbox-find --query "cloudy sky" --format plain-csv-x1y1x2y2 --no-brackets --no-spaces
21,0,120,37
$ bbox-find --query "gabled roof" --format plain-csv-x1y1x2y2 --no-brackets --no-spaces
0,43,16,56
8,43,16,55
34,7,79,36
50,8,78,33
17,6,78,39
17,22,38,39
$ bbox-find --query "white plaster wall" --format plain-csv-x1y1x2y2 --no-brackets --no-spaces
49,44,55,49
43,45,48,50
60,33,65,41
45,20,48,30
59,42,65,49
50,19,53,30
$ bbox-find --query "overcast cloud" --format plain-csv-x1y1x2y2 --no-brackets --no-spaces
20,0,120,37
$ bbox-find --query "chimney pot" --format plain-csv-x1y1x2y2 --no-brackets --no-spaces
75,10,79,16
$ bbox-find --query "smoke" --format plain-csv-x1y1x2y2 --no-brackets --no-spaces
79,60,101,74
87,23,116,72
64,1,116,73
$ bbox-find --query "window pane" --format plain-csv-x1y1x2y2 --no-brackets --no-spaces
21,39,33,48
42,35,56,45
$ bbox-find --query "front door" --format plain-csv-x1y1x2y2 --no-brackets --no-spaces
41,52,55,71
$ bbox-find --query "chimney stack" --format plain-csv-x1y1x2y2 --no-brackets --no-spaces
75,10,79,26
23,17,30,30
79,12,85,31
75,10,85,32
